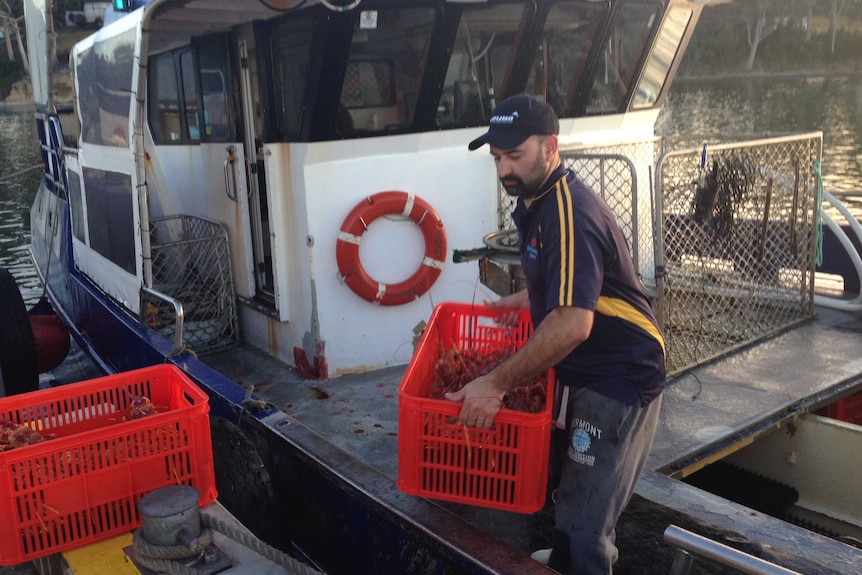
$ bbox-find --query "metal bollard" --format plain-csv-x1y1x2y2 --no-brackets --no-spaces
669,548,695,575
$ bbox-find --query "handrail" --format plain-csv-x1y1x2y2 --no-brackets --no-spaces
813,190,862,311
224,145,238,202
664,525,802,575
140,286,185,356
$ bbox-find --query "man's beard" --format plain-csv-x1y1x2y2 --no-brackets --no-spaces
500,147,547,198
501,177,532,197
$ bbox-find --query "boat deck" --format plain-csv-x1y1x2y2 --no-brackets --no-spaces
40,305,862,574
198,304,862,574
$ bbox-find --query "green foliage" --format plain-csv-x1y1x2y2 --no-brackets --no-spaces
677,7,750,76
0,56,25,101
679,3,862,76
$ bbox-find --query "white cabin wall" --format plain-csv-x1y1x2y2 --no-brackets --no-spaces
144,138,257,299
249,114,662,375
258,130,500,375
143,109,662,375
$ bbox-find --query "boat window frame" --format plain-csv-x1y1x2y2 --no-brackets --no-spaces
246,0,686,143
631,4,693,110
579,0,665,116
432,0,536,130
257,10,319,143
522,0,608,118
193,33,237,142
336,5,438,137
76,27,136,147
147,44,236,145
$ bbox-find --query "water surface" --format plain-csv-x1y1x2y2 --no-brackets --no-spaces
0,109,42,304
656,75,862,195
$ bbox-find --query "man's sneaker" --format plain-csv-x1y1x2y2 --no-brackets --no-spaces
530,548,552,564
529,546,619,565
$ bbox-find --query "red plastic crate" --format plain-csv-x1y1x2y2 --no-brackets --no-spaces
0,364,216,565
826,391,862,425
398,302,554,513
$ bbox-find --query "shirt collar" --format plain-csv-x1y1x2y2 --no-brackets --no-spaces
523,163,568,208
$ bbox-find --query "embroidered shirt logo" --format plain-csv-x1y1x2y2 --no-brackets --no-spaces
526,238,538,260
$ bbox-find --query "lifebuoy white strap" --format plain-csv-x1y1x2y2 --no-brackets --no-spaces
337,231,362,245
402,194,415,217
422,256,445,270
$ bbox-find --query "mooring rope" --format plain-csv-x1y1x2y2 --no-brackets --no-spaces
132,512,323,575
0,164,41,184
813,160,824,267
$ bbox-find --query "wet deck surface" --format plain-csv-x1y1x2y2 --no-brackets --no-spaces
209,306,862,480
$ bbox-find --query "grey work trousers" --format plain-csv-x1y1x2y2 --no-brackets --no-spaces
547,385,663,575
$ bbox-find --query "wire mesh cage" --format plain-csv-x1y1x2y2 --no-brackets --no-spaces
147,215,239,355
656,133,822,373
498,141,658,283
490,133,822,376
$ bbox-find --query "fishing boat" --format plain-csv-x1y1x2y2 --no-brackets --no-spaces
14,0,862,572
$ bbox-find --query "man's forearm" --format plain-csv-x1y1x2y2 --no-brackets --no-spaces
490,306,592,393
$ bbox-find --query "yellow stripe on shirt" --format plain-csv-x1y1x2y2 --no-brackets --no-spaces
556,178,576,306
596,296,666,355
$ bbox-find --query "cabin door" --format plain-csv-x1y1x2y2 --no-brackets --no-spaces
235,28,276,308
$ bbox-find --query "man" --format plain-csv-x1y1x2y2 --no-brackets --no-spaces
445,94,665,575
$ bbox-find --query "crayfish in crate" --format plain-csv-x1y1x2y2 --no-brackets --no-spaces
0,421,52,451
429,346,547,413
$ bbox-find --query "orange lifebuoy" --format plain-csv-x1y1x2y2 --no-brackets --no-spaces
336,191,447,306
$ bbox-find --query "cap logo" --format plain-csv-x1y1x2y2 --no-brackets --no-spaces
490,112,518,125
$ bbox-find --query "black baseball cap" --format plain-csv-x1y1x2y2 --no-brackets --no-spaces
468,94,559,151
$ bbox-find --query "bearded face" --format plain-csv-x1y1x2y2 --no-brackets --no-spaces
493,136,554,199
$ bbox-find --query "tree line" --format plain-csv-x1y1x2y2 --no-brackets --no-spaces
681,0,862,75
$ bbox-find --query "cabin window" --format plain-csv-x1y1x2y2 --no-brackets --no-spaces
437,2,526,128
339,8,435,133
149,45,233,144
68,170,86,244
585,2,660,114
269,15,313,141
82,168,135,274
525,2,605,117
632,6,692,109
342,60,395,109
197,36,233,140
180,51,201,141
150,53,182,143
76,29,135,147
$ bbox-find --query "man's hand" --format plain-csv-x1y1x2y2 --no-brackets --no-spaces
444,373,505,429
443,305,592,429
485,290,530,327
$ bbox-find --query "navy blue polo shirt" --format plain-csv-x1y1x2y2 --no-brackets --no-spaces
512,165,665,406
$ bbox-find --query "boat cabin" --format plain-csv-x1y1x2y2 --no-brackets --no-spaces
46,0,703,375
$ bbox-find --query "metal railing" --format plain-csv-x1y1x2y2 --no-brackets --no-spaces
664,525,802,575
146,215,239,355
489,134,823,375
815,189,862,311
140,286,185,356
499,142,656,281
